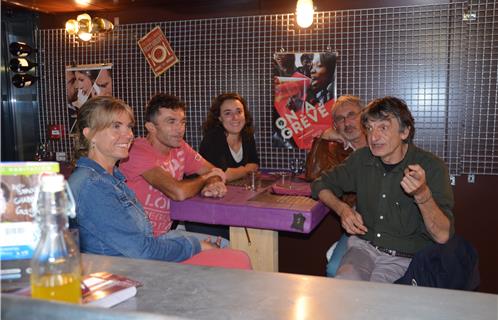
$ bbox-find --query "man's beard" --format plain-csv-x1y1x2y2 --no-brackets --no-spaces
343,126,359,140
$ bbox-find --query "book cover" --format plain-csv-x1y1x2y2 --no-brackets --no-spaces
8,272,142,308
82,272,142,308
0,162,60,288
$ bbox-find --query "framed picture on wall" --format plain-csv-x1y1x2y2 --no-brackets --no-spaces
272,52,337,150
66,64,113,133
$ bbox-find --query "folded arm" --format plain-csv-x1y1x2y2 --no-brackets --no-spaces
225,163,259,182
142,166,226,201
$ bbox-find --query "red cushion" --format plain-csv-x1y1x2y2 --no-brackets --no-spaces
181,249,252,270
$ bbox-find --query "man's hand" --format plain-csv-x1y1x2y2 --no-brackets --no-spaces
401,164,431,202
318,189,367,235
321,128,346,144
401,164,450,243
338,204,368,235
201,180,227,198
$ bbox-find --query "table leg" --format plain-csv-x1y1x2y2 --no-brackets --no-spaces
229,227,278,272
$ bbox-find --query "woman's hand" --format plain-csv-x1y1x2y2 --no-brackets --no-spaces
244,163,259,174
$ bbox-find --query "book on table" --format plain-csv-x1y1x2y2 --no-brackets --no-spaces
81,271,142,308
9,271,142,308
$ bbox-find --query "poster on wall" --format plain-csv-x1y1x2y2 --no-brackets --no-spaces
272,52,337,150
66,64,113,133
138,26,179,77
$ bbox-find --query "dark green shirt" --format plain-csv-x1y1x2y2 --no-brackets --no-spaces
311,144,454,254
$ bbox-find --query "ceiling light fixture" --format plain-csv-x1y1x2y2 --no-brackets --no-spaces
65,13,114,42
74,0,91,6
296,0,315,29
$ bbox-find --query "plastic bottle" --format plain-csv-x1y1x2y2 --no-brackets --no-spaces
30,174,82,304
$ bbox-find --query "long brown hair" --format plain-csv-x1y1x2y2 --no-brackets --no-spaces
202,93,254,138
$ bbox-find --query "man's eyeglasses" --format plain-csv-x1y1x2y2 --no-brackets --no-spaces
334,112,359,125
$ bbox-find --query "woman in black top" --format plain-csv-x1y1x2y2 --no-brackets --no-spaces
186,93,260,238
199,93,260,181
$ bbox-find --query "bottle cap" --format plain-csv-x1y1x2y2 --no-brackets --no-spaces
40,174,65,192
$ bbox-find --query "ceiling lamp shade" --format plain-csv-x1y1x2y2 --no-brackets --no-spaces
12,74,39,88
77,13,92,23
65,19,79,35
8,42,39,89
9,42,38,57
9,57,37,73
77,31,93,41
296,0,314,28
92,17,114,33
65,14,113,41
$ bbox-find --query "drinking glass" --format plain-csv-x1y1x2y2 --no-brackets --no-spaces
276,171,292,188
289,158,304,176
284,158,304,189
245,171,261,191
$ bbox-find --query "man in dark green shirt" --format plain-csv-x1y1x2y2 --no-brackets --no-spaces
311,96,454,283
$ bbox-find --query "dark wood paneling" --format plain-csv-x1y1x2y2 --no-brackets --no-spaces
279,213,342,276
453,175,498,294
35,0,451,28
5,0,450,15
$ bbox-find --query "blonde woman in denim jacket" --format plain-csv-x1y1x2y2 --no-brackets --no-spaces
69,96,218,262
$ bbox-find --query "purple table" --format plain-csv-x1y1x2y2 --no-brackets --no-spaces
170,179,329,272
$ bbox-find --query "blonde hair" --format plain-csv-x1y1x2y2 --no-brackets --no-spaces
73,96,134,159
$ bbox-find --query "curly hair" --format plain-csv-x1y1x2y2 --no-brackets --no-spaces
73,96,134,160
202,93,254,138
360,96,415,144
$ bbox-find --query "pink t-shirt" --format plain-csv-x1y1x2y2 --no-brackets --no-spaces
120,137,205,237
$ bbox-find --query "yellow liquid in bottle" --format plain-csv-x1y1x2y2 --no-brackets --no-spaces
31,273,82,304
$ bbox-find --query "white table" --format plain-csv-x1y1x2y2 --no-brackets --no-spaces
7,254,496,320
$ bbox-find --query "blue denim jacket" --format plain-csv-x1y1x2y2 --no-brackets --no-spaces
68,157,201,262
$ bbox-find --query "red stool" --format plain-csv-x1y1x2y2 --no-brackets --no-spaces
181,249,252,270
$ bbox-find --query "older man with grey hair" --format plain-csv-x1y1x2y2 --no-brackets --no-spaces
313,96,454,283
321,95,367,151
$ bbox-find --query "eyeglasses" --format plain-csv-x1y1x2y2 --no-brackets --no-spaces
334,112,359,125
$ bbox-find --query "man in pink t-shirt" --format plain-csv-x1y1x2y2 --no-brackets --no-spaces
120,94,226,237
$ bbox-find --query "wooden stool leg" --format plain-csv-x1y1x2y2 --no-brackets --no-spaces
230,227,278,272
